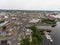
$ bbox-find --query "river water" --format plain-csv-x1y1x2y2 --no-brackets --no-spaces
44,22,60,45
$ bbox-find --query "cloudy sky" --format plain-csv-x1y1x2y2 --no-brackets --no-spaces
0,0,60,10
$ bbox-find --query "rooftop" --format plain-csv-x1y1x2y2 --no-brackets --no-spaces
29,19,40,23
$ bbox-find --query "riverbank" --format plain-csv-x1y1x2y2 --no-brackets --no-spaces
43,22,60,45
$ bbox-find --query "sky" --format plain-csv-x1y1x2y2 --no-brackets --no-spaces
0,0,60,10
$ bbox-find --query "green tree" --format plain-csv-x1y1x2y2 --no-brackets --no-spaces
42,19,56,24
32,37,38,45
30,25,37,32
30,26,43,45
21,38,32,45
21,26,43,45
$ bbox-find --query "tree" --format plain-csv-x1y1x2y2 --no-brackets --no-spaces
42,19,56,24
0,21,4,24
21,26,43,45
30,26,43,45
21,38,32,45
2,26,6,31
30,25,37,33
32,37,38,45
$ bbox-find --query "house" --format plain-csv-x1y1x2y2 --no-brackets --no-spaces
24,28,32,42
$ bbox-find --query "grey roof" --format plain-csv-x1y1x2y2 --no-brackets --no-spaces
36,26,52,30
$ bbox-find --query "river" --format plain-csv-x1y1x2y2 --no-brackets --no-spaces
43,22,60,45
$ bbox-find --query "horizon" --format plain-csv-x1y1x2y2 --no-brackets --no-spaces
0,0,60,11
0,9,60,11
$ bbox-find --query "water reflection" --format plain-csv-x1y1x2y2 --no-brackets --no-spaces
44,22,60,45
50,22,60,45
